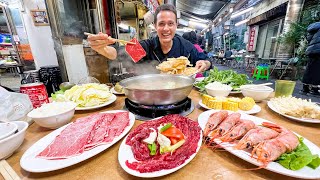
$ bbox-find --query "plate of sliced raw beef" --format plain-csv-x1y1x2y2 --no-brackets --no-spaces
118,114,202,178
20,110,135,172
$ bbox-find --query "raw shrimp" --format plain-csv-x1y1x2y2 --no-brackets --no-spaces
235,126,279,150
207,113,241,142
252,122,299,164
219,119,256,143
203,110,228,137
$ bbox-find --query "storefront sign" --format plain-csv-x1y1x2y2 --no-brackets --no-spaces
248,25,259,51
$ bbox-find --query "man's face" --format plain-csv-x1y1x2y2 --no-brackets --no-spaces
155,11,177,44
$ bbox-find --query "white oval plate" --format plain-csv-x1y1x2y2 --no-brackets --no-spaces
267,101,320,123
20,110,135,173
198,110,320,179
198,100,261,114
118,123,202,178
110,87,125,95
75,94,117,110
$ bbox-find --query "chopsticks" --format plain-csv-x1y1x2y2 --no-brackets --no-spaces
84,32,136,45
0,160,20,180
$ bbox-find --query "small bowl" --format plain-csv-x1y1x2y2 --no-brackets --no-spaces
241,86,274,102
205,84,232,97
27,102,77,129
0,122,18,140
0,121,28,159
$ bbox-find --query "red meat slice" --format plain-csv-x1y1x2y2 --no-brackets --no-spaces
37,113,104,160
84,113,116,150
103,111,130,143
125,38,146,63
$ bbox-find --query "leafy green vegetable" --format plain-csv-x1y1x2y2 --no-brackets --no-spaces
160,123,172,132
308,156,320,169
277,137,320,170
51,90,65,101
195,67,251,91
148,142,157,156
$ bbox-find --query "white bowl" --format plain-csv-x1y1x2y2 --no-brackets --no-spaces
205,84,232,97
0,121,28,159
27,102,77,129
241,86,274,102
0,122,18,140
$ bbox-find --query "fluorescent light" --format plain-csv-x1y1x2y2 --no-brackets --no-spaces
189,21,207,29
229,8,234,13
231,7,254,19
219,18,222,22
224,32,229,36
235,19,249,26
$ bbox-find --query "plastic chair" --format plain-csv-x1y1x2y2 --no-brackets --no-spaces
252,64,270,80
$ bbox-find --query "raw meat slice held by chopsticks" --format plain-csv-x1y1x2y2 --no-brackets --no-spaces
125,38,146,63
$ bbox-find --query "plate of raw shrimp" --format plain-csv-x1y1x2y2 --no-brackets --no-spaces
198,110,320,179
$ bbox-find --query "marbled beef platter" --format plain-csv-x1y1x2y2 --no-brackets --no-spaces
118,114,202,177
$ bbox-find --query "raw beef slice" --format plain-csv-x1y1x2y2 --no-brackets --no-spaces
37,113,104,159
125,38,146,63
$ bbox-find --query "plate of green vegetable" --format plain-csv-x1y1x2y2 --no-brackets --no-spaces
194,67,251,92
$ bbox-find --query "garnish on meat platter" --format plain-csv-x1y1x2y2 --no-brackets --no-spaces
124,114,202,173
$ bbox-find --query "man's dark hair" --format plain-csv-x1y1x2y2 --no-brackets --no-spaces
154,4,177,24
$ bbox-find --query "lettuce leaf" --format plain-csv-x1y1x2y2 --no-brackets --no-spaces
277,137,320,170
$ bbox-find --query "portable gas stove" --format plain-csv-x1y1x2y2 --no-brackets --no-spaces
123,97,194,120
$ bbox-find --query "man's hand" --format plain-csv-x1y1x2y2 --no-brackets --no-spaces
195,60,211,73
87,32,117,60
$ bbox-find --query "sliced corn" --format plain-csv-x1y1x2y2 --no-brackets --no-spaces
207,99,223,109
222,101,239,111
239,97,255,111
202,94,214,105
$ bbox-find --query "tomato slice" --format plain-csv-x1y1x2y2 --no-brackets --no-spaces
169,137,180,145
161,127,184,139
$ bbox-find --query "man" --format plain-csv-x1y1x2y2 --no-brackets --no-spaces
87,4,211,72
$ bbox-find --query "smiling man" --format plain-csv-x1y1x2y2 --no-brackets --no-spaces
88,4,211,72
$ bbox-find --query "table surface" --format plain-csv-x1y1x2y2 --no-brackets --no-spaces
5,89,320,180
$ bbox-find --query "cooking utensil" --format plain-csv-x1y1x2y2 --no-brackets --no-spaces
84,32,136,45
236,83,273,90
120,74,195,105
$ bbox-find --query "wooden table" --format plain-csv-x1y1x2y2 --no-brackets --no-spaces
4,89,320,180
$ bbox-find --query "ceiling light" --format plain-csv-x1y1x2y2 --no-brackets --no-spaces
219,18,222,22
224,32,229,36
229,8,234,13
235,19,249,26
189,21,207,29
231,7,254,19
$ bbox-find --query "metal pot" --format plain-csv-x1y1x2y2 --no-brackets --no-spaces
119,74,195,105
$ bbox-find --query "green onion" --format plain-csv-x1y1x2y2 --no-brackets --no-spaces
160,123,172,132
149,142,157,155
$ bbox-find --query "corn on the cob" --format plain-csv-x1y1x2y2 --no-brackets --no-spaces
207,99,223,109
239,97,255,111
222,101,239,111
202,94,214,105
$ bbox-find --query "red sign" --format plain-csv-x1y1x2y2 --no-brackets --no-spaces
248,26,259,51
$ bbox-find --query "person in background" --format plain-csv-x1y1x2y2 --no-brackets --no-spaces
87,4,211,73
300,22,320,97
182,31,204,53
